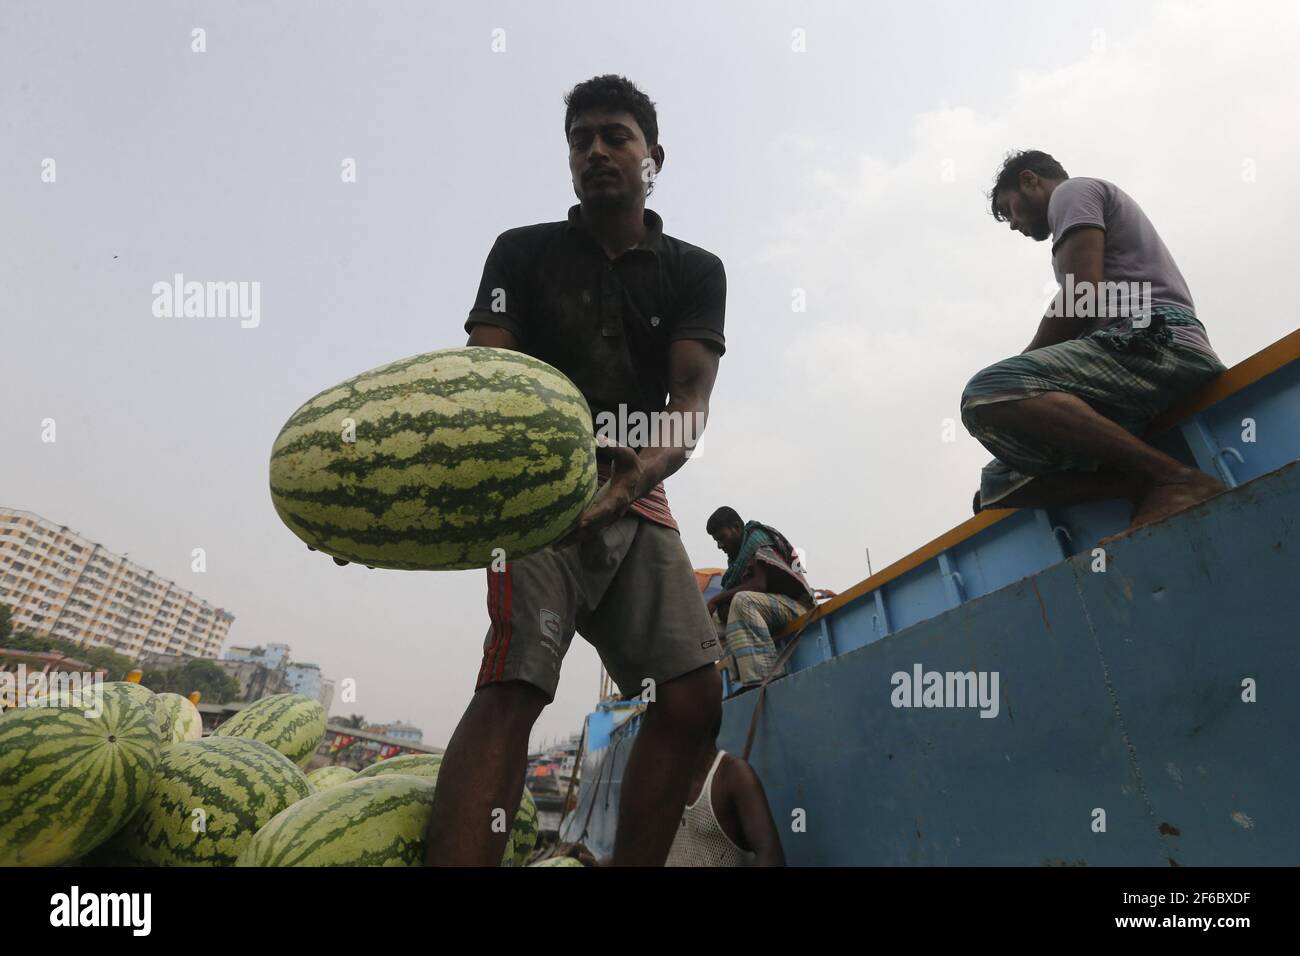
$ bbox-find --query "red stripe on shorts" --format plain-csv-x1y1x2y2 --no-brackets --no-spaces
496,566,513,682
475,571,493,688
477,566,513,689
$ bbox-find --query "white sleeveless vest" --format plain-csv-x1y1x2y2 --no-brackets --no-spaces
664,751,754,867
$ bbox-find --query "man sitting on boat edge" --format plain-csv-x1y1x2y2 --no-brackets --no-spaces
961,150,1228,533
706,507,818,691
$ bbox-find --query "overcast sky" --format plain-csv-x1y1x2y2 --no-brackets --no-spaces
3,0,1296,750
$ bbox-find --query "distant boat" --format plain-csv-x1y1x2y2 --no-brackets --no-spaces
527,736,582,837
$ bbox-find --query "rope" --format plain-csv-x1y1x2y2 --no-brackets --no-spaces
560,719,587,822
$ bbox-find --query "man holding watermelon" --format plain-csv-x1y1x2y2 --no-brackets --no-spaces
426,75,727,866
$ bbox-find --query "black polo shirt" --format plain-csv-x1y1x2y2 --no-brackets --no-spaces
464,205,726,420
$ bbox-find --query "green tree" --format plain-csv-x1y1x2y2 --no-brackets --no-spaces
339,713,367,729
76,646,138,682
0,603,37,645
1,626,137,681
138,668,174,693
140,660,239,703
2,633,53,655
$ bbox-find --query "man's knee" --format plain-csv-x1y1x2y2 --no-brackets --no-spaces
961,361,1005,424
728,590,762,619
646,665,721,735
960,376,990,431
469,680,548,731
961,352,1034,430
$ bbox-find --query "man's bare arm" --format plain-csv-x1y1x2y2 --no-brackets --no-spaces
467,325,520,350
1022,226,1105,353
707,562,772,615
558,339,720,545
730,761,786,866
628,338,720,498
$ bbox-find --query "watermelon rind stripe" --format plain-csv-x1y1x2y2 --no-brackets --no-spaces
270,349,589,438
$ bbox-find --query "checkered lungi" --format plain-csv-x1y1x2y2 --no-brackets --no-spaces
961,307,1225,508
713,591,810,687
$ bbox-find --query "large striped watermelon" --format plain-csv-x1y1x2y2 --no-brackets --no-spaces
235,775,437,867
268,347,598,570
211,693,326,768
351,754,532,865
354,753,442,782
94,736,311,866
351,754,533,868
0,685,163,866
305,765,356,790
152,693,203,742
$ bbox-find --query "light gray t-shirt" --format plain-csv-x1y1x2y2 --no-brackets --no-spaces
1047,177,1214,356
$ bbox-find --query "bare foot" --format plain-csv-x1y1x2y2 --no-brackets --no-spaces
1129,474,1226,529
1097,473,1225,548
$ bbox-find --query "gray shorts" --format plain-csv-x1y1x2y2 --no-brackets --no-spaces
475,516,721,700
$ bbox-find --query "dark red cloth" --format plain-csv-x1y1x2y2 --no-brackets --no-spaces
596,461,677,532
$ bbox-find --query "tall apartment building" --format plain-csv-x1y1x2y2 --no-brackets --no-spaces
0,507,234,660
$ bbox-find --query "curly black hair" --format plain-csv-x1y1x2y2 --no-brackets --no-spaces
563,74,659,147
989,150,1069,220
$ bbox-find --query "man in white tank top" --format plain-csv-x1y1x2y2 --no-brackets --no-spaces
664,717,785,866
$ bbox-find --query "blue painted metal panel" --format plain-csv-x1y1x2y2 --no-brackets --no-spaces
1065,469,1300,865
1051,498,1134,558
725,569,1162,865
946,510,1063,600
815,592,879,658
720,462,1300,865
876,562,951,632
569,463,1300,864
1193,360,1300,480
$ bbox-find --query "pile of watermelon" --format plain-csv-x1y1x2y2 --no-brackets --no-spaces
0,684,542,867
0,349,602,868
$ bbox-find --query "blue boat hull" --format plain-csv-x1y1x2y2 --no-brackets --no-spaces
565,460,1300,865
